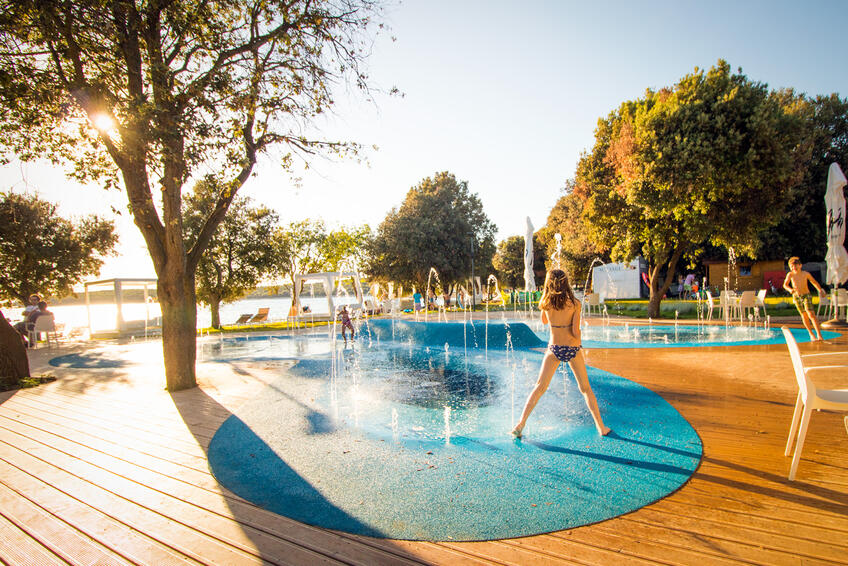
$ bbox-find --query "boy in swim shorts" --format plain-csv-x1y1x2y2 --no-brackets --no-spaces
783,256,824,341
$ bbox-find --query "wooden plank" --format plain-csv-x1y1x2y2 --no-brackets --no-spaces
0,509,68,566
0,479,130,566
0,439,278,565
0,461,199,566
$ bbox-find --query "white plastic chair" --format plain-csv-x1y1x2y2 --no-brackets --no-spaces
781,326,848,480
755,289,767,316
583,293,602,316
835,288,848,320
737,290,757,322
29,314,58,348
816,292,832,319
718,290,737,320
704,290,717,320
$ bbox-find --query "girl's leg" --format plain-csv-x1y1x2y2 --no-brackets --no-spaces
512,350,560,436
567,350,611,436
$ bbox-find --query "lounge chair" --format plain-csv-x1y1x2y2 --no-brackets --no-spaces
781,326,848,480
248,308,270,323
29,313,59,348
233,313,252,325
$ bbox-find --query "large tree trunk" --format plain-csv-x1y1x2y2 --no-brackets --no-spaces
210,300,221,329
158,271,197,392
0,310,30,382
646,246,685,319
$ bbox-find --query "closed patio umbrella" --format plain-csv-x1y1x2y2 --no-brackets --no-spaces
524,216,536,292
823,163,848,325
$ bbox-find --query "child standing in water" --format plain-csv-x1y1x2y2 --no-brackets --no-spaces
512,269,611,438
339,306,355,343
783,256,825,341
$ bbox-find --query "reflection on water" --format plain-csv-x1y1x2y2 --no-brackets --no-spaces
526,321,780,346
583,324,776,345
357,346,495,410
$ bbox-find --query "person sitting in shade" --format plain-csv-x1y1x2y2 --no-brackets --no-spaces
15,300,52,348
783,256,824,341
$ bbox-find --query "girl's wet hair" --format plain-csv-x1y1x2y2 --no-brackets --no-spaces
538,269,577,310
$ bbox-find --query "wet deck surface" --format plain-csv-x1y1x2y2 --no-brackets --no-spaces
1,319,846,565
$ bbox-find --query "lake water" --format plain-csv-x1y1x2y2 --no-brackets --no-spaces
11,295,358,334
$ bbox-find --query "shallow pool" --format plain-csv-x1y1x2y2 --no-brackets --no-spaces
205,321,704,540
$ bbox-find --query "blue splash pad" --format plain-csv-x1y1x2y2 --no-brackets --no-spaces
207,336,702,541
49,353,127,368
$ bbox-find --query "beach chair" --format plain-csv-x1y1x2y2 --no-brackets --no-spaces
248,308,270,323
233,313,252,325
29,314,59,348
781,326,848,480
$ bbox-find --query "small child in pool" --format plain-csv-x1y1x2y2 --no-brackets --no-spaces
512,269,611,438
339,306,355,343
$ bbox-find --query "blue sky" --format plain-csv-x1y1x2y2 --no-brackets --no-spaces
4,0,847,278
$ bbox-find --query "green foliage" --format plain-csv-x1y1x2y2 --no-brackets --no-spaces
492,234,546,289
577,60,807,315
273,220,370,287
365,172,497,288
0,192,117,304
320,224,373,273
759,93,848,261
183,177,278,328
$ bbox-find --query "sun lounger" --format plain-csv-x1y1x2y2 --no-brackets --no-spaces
233,313,252,325
248,308,270,323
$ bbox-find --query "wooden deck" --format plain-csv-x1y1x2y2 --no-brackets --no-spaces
1,323,846,565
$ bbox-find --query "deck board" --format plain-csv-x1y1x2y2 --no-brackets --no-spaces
1,322,846,565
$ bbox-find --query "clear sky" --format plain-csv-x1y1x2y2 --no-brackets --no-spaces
3,0,847,279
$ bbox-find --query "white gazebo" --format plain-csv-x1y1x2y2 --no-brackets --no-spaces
291,272,364,319
83,278,160,337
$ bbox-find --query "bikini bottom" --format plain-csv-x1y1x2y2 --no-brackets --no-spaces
548,344,581,363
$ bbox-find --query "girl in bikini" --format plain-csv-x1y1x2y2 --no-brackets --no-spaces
512,269,611,438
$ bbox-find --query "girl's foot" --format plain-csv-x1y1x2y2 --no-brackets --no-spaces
511,427,523,438
598,425,611,436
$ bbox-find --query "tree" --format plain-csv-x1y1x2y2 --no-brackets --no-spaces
540,186,606,288
0,192,117,305
318,224,372,272
0,1,385,390
365,172,497,290
577,61,806,317
492,234,546,289
273,219,331,289
184,178,278,329
0,310,29,383
759,93,848,261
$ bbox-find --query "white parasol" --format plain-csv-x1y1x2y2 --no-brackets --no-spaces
825,163,848,286
523,217,536,292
